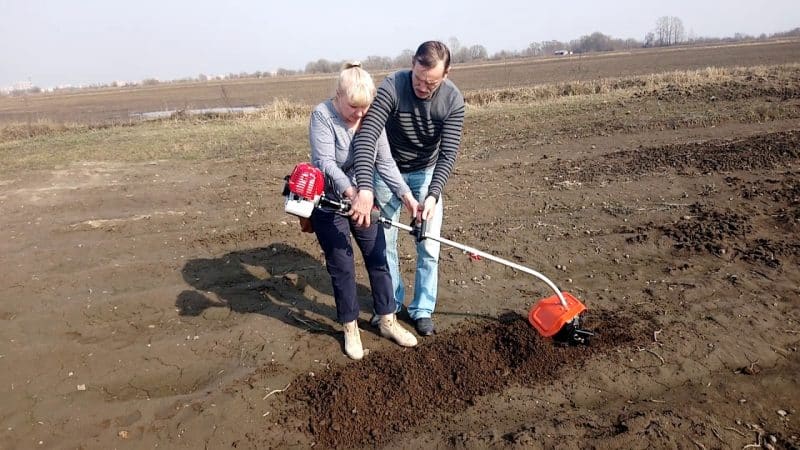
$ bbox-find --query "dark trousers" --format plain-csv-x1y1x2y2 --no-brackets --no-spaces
311,208,395,323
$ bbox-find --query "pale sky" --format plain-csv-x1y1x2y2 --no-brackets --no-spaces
1,0,798,89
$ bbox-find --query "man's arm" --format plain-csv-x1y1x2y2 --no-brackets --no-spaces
350,79,397,226
352,81,396,192
426,100,465,202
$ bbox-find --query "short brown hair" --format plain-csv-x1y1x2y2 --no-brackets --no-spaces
413,41,451,71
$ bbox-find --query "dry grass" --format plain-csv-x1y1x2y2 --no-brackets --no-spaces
464,63,800,107
255,98,311,122
0,98,310,142
0,103,310,174
1,63,798,174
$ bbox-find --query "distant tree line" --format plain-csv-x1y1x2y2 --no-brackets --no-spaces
266,20,800,76
4,21,800,97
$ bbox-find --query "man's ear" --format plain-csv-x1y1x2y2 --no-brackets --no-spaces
442,67,450,80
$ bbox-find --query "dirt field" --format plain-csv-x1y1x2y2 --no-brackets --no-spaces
1,38,799,125
1,42,799,449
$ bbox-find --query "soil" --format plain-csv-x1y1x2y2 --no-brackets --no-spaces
285,310,651,449
2,71,800,449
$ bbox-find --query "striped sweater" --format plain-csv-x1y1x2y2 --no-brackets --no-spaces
353,70,465,201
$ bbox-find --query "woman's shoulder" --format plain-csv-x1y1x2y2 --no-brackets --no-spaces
312,99,336,118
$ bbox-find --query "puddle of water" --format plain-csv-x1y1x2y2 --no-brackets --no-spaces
130,106,261,121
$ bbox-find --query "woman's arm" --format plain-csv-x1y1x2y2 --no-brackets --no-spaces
309,109,352,197
374,130,410,198
374,130,417,217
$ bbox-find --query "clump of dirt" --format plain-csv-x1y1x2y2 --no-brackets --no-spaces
660,204,751,256
735,173,800,231
284,311,652,449
651,203,799,267
736,238,800,268
775,205,800,230
551,130,800,183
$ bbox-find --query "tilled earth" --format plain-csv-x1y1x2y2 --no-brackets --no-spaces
285,310,651,449
1,102,799,447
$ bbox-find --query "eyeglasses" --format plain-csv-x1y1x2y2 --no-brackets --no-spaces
411,69,444,90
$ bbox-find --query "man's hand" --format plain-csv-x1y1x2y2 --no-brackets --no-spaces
349,189,375,227
418,195,438,221
400,192,419,221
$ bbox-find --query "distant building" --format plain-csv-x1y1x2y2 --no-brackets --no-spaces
553,50,572,56
14,80,33,90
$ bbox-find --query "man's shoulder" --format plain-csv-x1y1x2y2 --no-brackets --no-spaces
385,69,410,81
382,70,410,89
443,79,462,96
437,79,464,107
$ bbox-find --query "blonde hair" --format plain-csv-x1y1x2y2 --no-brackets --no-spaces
335,61,376,107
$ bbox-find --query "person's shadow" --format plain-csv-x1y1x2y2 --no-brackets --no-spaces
176,242,375,337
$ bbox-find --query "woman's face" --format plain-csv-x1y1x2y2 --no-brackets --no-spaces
336,94,369,127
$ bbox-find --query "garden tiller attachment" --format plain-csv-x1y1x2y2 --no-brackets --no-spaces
283,163,593,345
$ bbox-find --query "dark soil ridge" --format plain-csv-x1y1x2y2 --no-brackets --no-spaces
623,201,800,267
659,206,800,267
283,311,652,449
550,129,800,182
640,68,800,102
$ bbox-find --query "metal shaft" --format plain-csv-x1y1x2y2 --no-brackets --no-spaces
378,217,569,308
314,194,569,309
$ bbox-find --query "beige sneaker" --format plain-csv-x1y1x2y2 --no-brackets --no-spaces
342,320,364,360
379,314,418,347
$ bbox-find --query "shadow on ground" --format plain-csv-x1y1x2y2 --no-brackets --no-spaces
177,242,376,335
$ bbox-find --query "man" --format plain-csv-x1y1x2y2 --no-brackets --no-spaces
349,41,465,336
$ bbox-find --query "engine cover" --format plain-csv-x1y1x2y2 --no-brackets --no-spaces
284,163,324,218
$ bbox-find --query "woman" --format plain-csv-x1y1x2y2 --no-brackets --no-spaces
309,62,418,360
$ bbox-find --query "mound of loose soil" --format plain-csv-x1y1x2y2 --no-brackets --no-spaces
284,311,652,449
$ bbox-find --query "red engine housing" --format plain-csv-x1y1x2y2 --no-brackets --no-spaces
287,162,324,200
284,163,325,218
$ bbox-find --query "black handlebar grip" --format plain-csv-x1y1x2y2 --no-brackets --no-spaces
409,218,428,242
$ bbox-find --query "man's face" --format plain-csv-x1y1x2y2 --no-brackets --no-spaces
411,60,448,99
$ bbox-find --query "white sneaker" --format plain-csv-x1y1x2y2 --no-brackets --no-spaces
379,314,418,347
370,306,402,327
342,320,364,360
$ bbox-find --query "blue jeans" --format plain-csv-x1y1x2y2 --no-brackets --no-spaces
311,207,395,323
374,167,443,320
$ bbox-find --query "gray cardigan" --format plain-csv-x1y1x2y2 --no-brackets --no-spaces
309,99,411,203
